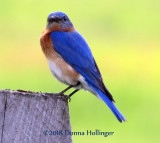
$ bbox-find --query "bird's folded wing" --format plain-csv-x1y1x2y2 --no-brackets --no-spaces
50,31,114,101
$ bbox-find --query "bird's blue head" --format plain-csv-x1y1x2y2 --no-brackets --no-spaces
46,12,74,32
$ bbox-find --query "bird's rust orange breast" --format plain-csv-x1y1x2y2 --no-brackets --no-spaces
40,28,56,60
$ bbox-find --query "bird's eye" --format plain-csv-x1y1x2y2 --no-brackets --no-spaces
63,16,67,21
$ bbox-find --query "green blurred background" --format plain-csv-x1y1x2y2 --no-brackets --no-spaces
0,0,160,142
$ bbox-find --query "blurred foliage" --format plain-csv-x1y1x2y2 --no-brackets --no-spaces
0,0,160,143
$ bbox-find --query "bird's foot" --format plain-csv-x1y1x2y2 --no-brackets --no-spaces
67,95,72,102
66,89,79,102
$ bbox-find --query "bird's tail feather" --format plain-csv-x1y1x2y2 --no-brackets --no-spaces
94,87,126,122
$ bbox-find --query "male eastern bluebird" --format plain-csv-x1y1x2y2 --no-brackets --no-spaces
40,12,126,122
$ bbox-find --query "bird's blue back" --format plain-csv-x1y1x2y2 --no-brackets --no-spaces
50,31,102,91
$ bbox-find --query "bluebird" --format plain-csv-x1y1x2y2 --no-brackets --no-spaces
40,12,126,122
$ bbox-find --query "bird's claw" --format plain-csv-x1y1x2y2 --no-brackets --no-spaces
67,96,71,102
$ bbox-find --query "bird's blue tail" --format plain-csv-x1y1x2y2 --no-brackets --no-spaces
94,87,126,122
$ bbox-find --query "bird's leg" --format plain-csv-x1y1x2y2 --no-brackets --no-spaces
68,89,80,102
60,81,80,94
59,85,73,94
60,82,81,101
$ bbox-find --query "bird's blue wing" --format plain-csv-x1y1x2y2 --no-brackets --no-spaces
50,31,114,101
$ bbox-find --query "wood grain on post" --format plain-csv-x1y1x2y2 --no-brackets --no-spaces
0,90,72,143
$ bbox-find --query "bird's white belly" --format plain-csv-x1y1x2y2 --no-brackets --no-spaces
47,59,78,85
47,59,91,90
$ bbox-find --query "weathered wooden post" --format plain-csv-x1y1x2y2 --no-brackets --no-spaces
0,90,72,143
